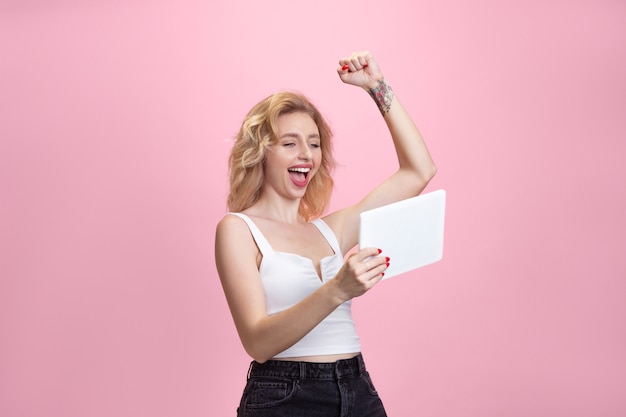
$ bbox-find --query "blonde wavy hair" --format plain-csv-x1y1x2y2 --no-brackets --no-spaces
228,91,336,221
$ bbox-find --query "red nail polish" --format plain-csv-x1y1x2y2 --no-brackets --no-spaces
377,248,382,254
385,257,390,262
381,272,385,277
386,262,390,267
342,65,349,71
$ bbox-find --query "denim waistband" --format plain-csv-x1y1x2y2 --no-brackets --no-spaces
247,354,367,381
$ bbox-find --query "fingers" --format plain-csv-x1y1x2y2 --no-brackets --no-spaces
334,249,388,300
338,50,372,73
349,247,390,280
355,246,383,261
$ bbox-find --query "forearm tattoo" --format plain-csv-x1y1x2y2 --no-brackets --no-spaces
368,79,394,115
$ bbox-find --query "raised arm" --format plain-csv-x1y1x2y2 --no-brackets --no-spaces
324,51,437,253
215,215,387,363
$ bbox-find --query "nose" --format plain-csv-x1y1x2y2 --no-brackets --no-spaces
299,144,312,160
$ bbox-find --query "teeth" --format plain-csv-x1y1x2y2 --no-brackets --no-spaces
288,167,311,173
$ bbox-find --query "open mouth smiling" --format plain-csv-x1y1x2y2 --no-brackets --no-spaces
287,167,312,187
288,167,311,176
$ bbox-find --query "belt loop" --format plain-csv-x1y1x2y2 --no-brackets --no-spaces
357,353,366,377
334,360,344,380
247,361,254,380
299,361,306,380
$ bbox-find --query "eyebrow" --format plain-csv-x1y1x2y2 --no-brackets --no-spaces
279,132,321,140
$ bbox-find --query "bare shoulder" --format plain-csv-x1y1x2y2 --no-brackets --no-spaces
215,214,259,266
214,214,267,342
216,213,246,235
215,213,255,242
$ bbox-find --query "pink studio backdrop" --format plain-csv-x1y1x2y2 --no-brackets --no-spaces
1,1,625,416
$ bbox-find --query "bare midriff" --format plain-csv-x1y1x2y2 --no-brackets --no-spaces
272,352,360,363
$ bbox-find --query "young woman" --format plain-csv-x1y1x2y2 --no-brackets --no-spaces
215,51,436,417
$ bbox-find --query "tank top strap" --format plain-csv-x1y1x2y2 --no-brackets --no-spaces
228,213,273,256
312,218,343,255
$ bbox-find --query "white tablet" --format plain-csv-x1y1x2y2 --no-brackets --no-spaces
359,189,446,279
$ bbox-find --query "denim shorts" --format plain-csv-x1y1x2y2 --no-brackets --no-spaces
237,354,387,417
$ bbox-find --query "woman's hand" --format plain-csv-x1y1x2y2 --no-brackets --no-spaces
330,247,389,303
337,51,384,90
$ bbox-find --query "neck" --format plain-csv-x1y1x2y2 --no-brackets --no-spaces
246,195,304,224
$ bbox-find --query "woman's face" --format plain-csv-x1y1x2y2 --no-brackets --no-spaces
263,112,322,201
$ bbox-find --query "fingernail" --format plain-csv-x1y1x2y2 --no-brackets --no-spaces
342,65,349,71
381,272,385,277
377,248,382,254
385,257,390,262
386,262,390,267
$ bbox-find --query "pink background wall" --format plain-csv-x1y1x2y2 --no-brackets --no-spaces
2,1,625,416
